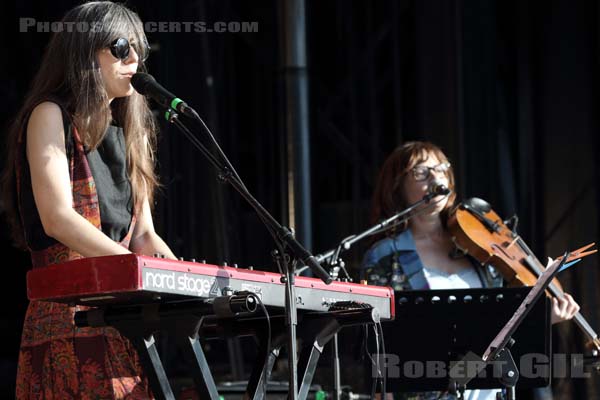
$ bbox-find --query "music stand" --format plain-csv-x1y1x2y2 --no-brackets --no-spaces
369,287,551,395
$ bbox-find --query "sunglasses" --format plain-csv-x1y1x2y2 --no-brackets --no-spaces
109,37,150,62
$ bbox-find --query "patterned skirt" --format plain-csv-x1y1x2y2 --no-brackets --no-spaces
16,300,153,399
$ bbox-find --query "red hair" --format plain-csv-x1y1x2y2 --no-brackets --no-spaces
370,141,457,231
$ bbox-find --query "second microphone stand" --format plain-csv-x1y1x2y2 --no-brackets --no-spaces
315,190,447,267
311,189,450,399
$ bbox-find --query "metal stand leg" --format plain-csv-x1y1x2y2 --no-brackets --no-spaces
298,339,326,400
332,333,341,400
245,336,282,400
128,334,176,400
506,387,516,400
179,335,220,400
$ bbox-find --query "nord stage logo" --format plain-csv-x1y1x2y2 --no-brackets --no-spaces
142,268,217,297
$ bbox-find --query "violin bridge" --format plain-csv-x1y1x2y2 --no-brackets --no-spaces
505,235,520,249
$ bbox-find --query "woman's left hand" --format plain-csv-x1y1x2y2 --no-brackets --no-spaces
551,293,580,324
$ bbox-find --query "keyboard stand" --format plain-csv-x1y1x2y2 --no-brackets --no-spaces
75,298,380,400
74,295,258,400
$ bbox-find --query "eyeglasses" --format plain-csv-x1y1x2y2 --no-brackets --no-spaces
410,162,451,181
109,37,150,62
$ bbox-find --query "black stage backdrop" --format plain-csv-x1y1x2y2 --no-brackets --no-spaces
1,1,599,398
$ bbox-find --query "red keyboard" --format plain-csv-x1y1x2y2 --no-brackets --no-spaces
27,254,395,320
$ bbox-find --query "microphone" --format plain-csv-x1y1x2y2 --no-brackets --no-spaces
131,73,195,117
427,179,451,197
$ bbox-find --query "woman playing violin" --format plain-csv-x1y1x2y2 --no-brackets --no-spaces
361,141,579,399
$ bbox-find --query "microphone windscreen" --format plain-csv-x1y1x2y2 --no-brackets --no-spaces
131,73,156,95
428,178,450,195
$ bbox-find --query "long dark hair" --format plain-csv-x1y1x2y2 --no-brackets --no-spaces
370,141,457,232
2,1,158,248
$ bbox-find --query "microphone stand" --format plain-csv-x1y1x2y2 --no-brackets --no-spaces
313,190,447,267
308,190,449,400
163,108,331,400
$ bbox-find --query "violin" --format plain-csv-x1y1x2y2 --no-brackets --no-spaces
447,197,600,352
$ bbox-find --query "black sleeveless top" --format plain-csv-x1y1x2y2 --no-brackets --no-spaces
20,106,133,250
86,125,133,242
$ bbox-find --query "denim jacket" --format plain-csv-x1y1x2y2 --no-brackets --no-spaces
361,229,502,290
